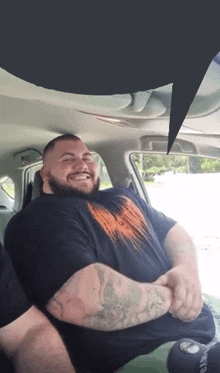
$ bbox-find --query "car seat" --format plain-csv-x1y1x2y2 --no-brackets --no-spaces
22,170,43,208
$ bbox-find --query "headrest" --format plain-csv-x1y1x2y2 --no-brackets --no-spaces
31,170,43,201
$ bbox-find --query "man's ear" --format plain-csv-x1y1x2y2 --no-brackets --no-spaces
40,166,50,181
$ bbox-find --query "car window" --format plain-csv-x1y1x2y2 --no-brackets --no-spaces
0,177,15,211
1,178,15,200
131,153,220,299
91,153,112,190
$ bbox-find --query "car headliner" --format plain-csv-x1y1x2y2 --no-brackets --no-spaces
0,55,220,178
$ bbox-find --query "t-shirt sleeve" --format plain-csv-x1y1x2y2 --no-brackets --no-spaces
143,203,177,243
0,244,32,328
122,187,177,245
4,202,98,308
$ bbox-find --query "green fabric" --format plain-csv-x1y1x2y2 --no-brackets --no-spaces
119,342,174,372
203,293,220,342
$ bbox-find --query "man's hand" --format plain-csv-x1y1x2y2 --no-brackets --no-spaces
154,264,203,322
158,223,204,322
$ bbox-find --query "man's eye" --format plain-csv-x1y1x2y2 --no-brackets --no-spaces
63,158,73,163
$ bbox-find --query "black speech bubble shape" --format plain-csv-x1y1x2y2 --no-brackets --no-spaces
0,3,220,154
167,51,220,154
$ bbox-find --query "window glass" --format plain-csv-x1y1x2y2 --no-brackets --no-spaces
131,153,220,298
1,177,15,199
92,153,112,190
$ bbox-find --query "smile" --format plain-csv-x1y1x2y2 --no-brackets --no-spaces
69,174,90,180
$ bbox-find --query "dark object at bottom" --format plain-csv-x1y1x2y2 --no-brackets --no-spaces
167,338,220,373
0,352,14,373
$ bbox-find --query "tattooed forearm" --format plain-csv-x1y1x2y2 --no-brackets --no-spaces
146,289,164,318
83,264,172,330
46,263,172,331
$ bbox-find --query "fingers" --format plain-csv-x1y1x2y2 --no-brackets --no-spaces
180,291,203,322
170,285,203,322
169,284,186,315
154,274,168,286
155,267,203,323
171,288,193,320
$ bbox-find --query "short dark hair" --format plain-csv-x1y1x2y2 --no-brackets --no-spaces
43,134,81,161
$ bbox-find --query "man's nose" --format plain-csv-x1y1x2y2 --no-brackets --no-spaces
73,158,88,171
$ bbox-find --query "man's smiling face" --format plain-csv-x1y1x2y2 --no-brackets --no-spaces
40,139,100,196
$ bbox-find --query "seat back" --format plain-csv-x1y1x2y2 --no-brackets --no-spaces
22,171,43,209
31,170,43,201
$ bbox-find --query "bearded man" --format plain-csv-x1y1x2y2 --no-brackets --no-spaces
4,134,219,373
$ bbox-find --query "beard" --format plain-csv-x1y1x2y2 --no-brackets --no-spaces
48,174,100,197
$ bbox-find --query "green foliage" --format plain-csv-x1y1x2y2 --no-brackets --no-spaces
132,153,220,180
146,166,167,180
176,165,187,173
188,157,201,174
133,154,188,180
201,158,220,173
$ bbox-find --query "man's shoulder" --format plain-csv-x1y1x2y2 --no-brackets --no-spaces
4,208,30,242
100,186,148,211
5,196,56,231
111,186,145,204
103,186,137,197
22,194,67,214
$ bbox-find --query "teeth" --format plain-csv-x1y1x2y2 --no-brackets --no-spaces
71,175,89,180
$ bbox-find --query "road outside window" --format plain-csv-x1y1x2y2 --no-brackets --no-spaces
132,153,220,298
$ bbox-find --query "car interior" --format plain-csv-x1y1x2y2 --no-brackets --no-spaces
0,53,220,372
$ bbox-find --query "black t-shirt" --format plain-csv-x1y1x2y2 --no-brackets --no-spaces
4,187,215,373
0,243,31,328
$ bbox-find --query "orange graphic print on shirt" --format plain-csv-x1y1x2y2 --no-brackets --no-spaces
87,195,149,251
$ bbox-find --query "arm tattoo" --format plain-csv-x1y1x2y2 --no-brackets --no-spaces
83,264,169,330
47,263,171,331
